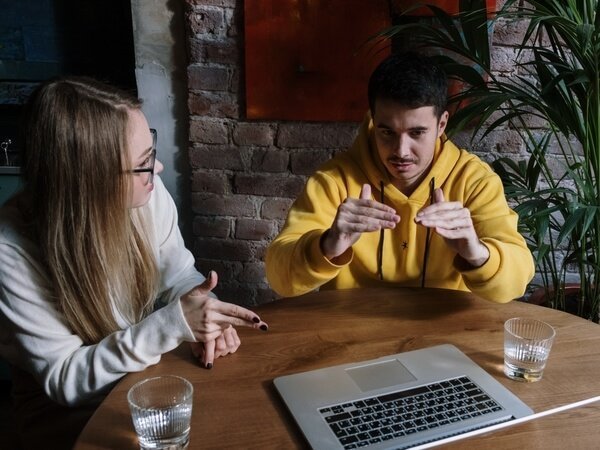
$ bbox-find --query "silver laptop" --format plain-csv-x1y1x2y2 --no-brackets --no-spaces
274,344,532,450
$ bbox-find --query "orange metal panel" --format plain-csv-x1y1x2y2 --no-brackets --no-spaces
244,0,391,122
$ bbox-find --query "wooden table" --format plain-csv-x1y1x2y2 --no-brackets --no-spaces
74,287,600,449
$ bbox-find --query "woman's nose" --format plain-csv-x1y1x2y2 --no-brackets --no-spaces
155,159,164,174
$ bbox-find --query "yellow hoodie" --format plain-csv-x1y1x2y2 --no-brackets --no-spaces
266,117,534,303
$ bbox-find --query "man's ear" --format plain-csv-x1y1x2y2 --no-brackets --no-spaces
437,111,449,136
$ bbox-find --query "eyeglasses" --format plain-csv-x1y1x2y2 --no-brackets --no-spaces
129,128,157,186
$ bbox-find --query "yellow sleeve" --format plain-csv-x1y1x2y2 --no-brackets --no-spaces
265,171,353,297
455,170,535,303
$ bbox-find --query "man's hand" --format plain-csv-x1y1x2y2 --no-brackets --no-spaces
414,188,489,268
180,271,268,368
320,184,400,261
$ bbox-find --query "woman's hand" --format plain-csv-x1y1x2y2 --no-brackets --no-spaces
190,325,241,369
180,271,268,343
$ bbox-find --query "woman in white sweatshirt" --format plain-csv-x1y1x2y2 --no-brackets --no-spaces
0,77,268,449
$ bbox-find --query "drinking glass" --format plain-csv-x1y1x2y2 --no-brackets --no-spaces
504,317,556,382
127,375,194,449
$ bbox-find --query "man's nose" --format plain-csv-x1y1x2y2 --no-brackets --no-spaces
396,136,411,157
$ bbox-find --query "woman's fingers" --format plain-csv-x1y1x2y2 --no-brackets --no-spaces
212,301,268,330
202,339,216,369
188,270,218,296
191,327,242,369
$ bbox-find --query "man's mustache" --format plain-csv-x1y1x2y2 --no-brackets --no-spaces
387,157,416,164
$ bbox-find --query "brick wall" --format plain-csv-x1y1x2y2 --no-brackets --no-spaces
183,0,533,306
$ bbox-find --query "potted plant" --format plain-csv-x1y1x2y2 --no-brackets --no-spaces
379,0,600,322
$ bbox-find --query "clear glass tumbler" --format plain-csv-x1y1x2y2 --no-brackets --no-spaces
504,317,556,382
127,375,194,449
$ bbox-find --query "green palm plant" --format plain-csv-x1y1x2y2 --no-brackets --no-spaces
378,0,600,321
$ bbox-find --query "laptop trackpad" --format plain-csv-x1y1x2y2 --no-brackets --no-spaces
346,359,417,392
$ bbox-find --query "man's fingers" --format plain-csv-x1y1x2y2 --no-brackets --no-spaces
359,183,371,200
434,188,444,203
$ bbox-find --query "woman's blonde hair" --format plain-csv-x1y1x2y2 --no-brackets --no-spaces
21,77,159,344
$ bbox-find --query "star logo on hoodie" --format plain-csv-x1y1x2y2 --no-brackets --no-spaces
402,241,408,250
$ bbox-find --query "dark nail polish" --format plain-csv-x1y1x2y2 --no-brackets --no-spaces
260,324,268,331
206,362,213,369
253,316,260,323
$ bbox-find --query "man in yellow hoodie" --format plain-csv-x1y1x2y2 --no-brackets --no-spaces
266,52,534,303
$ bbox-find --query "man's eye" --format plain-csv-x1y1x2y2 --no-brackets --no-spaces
380,129,394,137
410,130,425,138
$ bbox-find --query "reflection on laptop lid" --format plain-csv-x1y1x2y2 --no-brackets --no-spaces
274,344,532,450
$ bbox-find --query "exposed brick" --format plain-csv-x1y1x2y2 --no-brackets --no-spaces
188,91,239,117
277,123,357,148
204,38,240,64
490,46,517,73
234,173,305,197
224,7,239,38
191,193,256,216
235,218,275,240
470,129,524,154
189,7,225,36
190,144,244,170
230,67,240,93
492,18,530,47
213,284,255,307
491,47,533,74
290,149,332,175
194,258,243,280
192,216,231,238
545,155,571,180
253,241,270,261
188,38,205,63
189,118,228,144
194,237,253,261
239,261,266,283
260,198,294,220
188,65,229,91
255,287,280,304
536,132,582,156
188,90,211,115
191,170,229,193
251,148,289,172
233,122,274,146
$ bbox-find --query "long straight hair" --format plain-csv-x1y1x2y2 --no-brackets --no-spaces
21,77,159,344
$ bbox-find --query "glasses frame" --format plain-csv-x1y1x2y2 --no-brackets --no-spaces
130,128,157,186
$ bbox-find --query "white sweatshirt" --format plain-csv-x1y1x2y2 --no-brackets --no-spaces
0,176,202,407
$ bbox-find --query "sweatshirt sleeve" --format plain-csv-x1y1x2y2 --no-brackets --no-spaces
266,171,353,297
453,168,535,303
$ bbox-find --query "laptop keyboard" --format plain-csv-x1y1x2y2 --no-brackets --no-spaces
318,375,504,449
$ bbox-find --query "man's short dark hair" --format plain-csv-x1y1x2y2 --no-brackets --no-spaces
368,52,448,119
